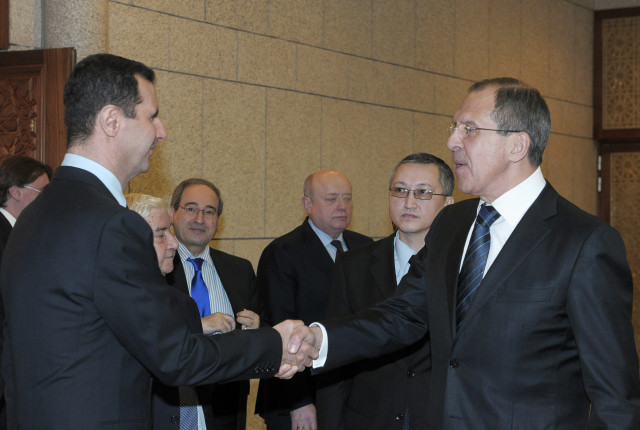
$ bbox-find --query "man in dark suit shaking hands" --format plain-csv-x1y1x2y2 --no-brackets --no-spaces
292,77,640,429
0,53,315,430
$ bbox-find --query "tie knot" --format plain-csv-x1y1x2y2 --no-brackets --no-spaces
477,204,500,228
331,240,344,253
187,257,204,272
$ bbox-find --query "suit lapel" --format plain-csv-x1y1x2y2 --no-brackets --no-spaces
301,219,335,274
455,184,557,336
446,203,479,334
209,248,241,314
369,234,397,298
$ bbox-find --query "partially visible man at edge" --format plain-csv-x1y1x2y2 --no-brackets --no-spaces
0,155,52,430
316,152,454,430
0,53,315,430
289,77,640,429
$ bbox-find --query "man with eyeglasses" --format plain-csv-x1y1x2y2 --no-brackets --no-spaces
256,170,372,430
288,77,640,429
167,177,262,430
0,156,52,260
316,153,453,430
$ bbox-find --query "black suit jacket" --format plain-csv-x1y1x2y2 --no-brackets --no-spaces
256,218,372,417
0,166,281,429
160,248,262,430
321,183,640,429
316,234,430,430
0,213,12,262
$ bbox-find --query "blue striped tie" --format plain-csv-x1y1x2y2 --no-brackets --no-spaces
456,204,500,328
187,257,211,318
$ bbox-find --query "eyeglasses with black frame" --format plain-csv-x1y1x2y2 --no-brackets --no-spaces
389,187,451,201
179,205,217,220
448,123,520,140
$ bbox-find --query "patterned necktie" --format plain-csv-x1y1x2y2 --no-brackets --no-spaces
456,203,500,328
187,257,211,318
178,386,199,429
331,239,344,254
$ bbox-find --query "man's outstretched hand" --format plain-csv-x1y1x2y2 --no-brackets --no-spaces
273,320,322,379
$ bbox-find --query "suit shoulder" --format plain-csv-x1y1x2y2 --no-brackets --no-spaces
344,229,373,244
209,247,253,269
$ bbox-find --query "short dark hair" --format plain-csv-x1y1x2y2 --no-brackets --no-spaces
0,156,53,207
388,153,454,196
469,77,550,166
63,53,155,148
170,178,224,215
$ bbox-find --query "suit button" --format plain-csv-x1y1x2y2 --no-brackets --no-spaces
407,369,416,377
394,413,404,421
450,359,459,368
171,416,179,424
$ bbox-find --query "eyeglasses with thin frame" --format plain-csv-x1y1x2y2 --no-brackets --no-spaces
22,185,42,193
448,123,520,140
179,205,217,220
389,187,451,201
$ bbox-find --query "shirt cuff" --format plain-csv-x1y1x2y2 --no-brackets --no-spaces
310,322,328,368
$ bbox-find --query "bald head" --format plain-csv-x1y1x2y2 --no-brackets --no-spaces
302,170,353,239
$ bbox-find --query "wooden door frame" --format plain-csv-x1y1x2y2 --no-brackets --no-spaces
598,143,640,223
0,0,7,50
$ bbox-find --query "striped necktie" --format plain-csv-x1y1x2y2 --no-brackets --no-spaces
455,203,500,328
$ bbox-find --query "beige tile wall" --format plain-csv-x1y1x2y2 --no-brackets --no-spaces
108,0,596,270
8,1,597,427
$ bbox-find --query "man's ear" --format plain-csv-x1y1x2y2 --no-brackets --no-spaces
509,132,531,163
8,185,21,201
98,105,121,138
302,196,312,213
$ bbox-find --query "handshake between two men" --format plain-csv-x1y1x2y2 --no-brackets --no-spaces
273,321,324,379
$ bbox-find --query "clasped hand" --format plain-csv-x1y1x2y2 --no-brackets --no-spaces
273,320,323,379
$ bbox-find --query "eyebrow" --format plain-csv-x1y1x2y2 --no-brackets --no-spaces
154,226,169,233
393,181,434,188
183,201,216,209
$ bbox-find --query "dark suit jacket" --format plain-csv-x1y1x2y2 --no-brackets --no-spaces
160,249,262,430
316,234,430,430
0,213,12,261
256,218,372,417
321,183,640,429
0,166,281,429
0,212,11,430
151,287,217,429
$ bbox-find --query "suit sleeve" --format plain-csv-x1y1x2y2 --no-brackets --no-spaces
93,211,282,386
320,247,429,371
568,224,640,428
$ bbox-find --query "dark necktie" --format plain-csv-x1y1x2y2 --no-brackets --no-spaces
456,203,500,328
331,240,344,254
187,257,211,318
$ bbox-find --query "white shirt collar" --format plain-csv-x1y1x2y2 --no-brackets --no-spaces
394,231,417,284
0,208,16,227
308,218,345,249
484,167,546,227
61,153,127,207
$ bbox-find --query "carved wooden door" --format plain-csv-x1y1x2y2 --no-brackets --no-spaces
0,48,75,170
